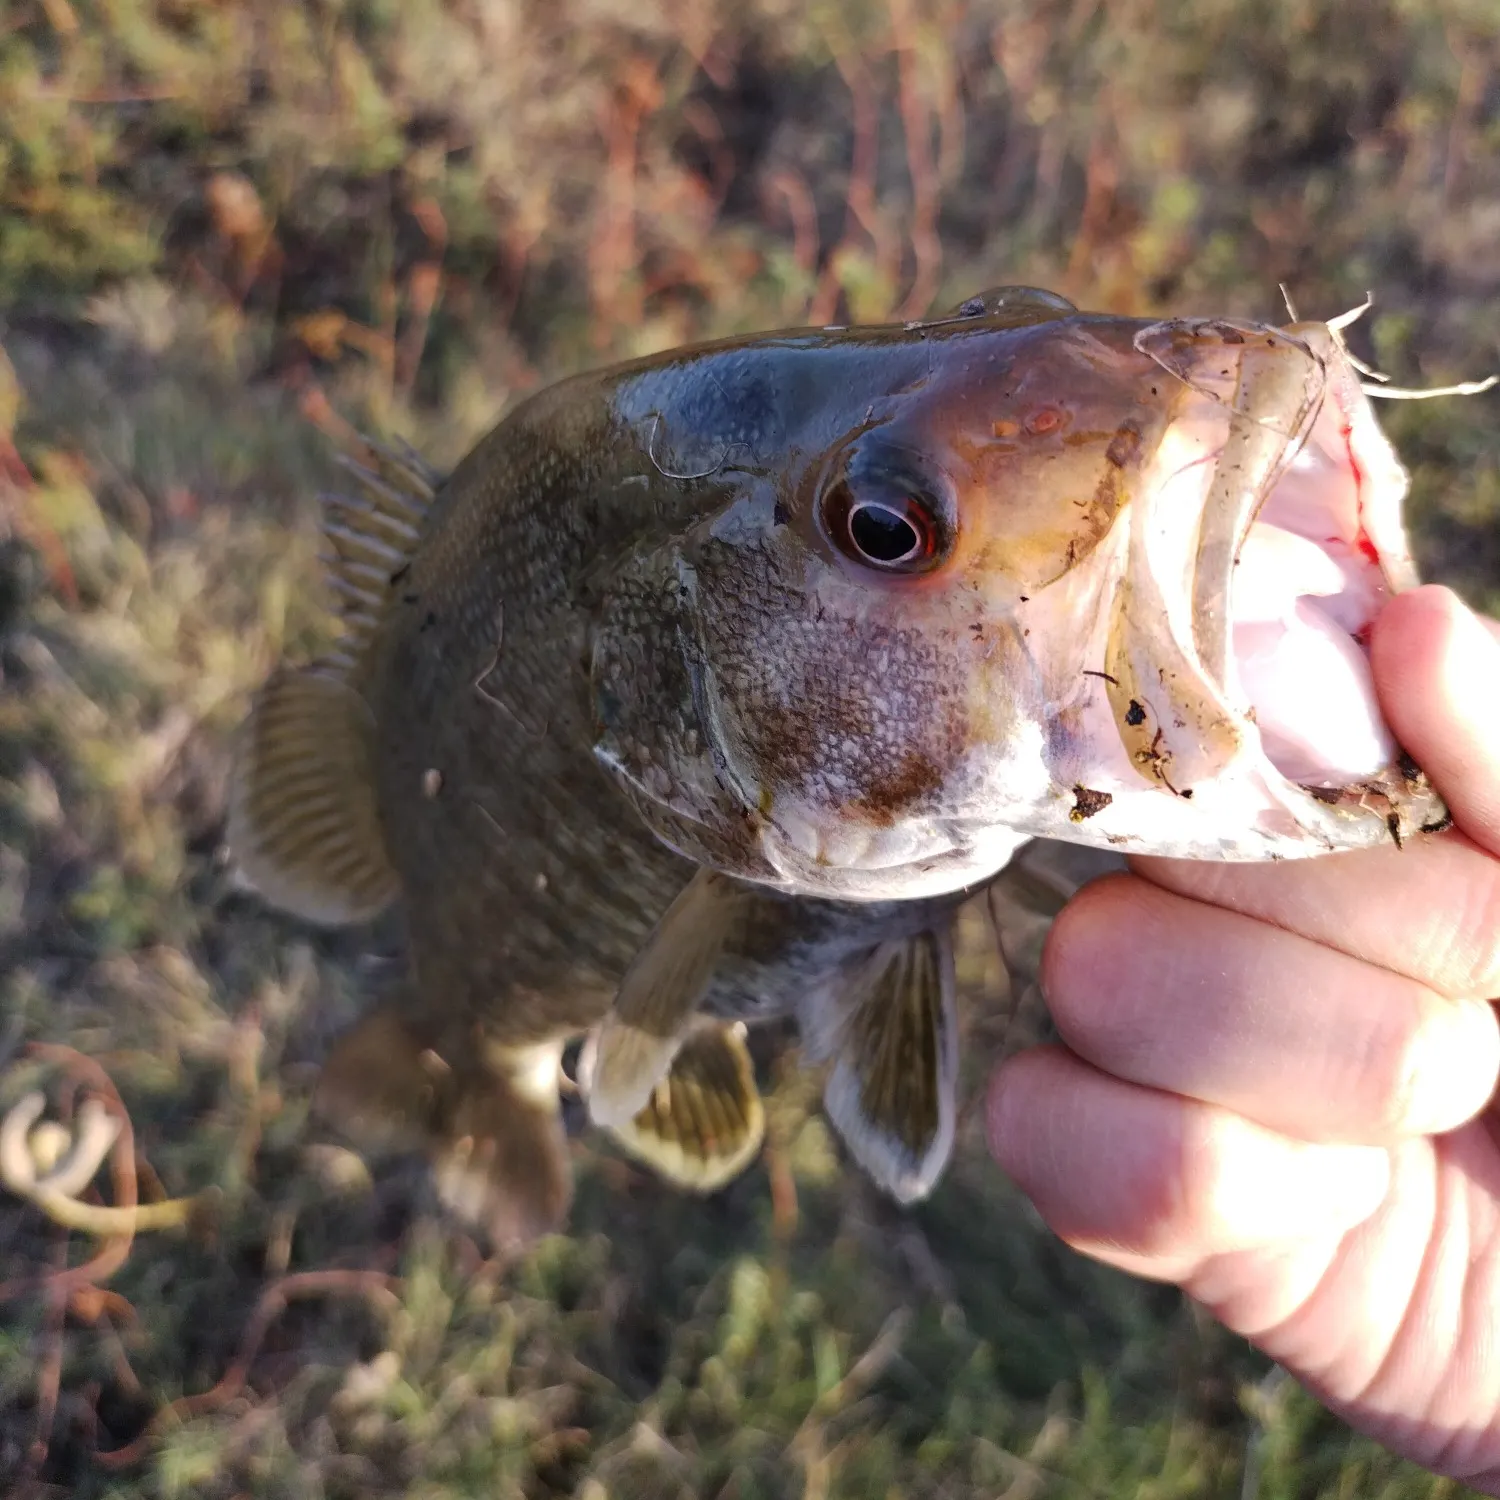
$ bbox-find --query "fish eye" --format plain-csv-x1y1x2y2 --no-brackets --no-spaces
821,480,944,574
850,501,924,563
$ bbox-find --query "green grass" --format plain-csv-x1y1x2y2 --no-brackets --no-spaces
1,0,1498,1494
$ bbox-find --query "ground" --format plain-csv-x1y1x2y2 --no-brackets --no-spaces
1,1,1498,1495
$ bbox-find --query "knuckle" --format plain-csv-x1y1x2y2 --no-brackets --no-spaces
1097,1103,1228,1262
1171,1109,1243,1248
1434,854,1500,999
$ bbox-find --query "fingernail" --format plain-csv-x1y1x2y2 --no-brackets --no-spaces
1397,996,1500,1138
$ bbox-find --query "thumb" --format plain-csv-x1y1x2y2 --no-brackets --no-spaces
1371,585,1500,859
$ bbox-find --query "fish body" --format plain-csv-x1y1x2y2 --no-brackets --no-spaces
229,288,1446,1246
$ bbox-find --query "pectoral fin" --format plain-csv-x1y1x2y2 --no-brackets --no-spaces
586,867,749,1129
985,839,1127,1006
603,1022,765,1192
816,927,958,1204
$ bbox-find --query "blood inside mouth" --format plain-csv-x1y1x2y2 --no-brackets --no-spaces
1229,424,1396,787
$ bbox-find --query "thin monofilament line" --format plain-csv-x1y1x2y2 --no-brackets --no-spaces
1281,285,1499,401
1362,374,1499,400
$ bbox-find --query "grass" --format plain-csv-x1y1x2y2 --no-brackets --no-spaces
1,0,1498,1494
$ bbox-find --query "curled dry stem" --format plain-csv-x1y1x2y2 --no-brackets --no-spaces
788,1305,913,1466
0,1089,211,1235
4,1044,220,1245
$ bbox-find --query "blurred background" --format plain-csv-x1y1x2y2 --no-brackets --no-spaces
1,1,1498,1494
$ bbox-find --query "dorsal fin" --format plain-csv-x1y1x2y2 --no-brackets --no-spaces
319,435,442,671
227,666,401,923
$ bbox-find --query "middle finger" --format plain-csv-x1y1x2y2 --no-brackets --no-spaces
1042,873,1499,1145
1130,832,1500,1002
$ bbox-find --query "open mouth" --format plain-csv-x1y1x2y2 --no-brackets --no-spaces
1229,406,1397,787
1146,318,1419,791
1222,322,1412,788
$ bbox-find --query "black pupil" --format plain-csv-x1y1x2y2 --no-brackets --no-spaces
849,502,919,563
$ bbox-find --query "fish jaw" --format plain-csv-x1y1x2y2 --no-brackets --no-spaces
965,316,1447,860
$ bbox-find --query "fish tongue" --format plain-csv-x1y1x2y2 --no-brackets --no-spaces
1187,336,1325,694
1231,524,1346,622
1234,602,1394,784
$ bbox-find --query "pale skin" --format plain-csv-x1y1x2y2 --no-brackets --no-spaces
987,585,1500,1491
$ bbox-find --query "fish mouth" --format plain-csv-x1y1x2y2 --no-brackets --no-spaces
1219,332,1413,789
1183,320,1409,787
1105,316,1446,843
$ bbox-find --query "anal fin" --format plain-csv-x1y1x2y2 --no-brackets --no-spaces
315,1006,574,1251
313,1005,452,1149
227,667,400,925
813,926,958,1205
431,1037,573,1252
586,867,749,1129
603,1022,765,1193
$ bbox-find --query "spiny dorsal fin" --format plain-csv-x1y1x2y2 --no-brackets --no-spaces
319,435,442,671
227,666,401,924
813,926,958,1205
603,1022,765,1193
585,867,751,1130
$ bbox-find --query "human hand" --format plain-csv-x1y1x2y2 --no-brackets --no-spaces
987,585,1500,1490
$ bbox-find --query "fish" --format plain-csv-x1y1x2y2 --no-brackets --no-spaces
226,285,1455,1249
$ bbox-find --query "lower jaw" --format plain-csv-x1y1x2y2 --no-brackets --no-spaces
760,819,1034,902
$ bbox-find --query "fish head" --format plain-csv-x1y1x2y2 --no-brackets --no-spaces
594,293,1447,899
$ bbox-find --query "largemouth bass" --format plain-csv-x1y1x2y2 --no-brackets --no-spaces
228,287,1450,1247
